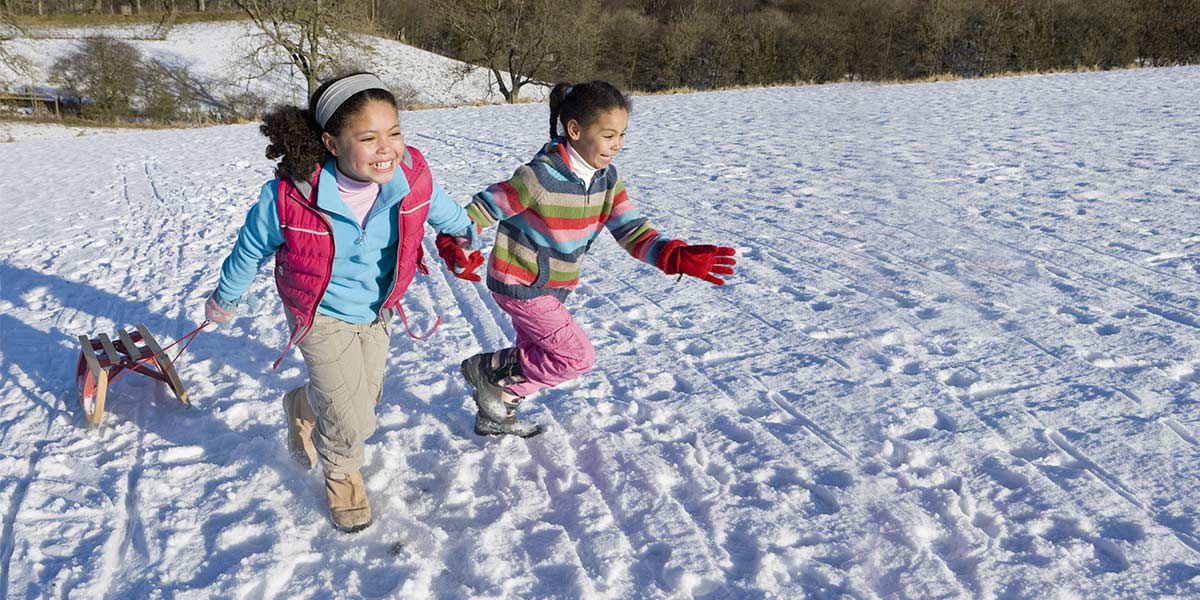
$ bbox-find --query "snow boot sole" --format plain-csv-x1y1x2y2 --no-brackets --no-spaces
474,412,543,438
332,515,373,534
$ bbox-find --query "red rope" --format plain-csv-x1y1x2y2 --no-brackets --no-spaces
396,305,441,341
167,321,209,364
107,321,211,385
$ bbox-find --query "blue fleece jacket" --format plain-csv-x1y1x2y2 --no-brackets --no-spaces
216,157,474,324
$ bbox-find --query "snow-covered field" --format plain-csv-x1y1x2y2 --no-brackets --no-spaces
0,20,537,108
1,66,1198,598
0,121,117,143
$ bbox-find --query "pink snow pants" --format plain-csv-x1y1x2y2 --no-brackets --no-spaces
492,293,594,397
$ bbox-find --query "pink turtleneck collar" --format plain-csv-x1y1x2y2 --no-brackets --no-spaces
334,166,380,226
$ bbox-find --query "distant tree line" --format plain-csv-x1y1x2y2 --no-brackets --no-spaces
382,0,1200,93
4,0,1198,108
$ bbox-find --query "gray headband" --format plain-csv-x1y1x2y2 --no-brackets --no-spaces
314,74,389,129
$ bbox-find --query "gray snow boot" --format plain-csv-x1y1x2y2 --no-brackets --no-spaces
460,352,511,423
461,351,543,438
473,398,544,438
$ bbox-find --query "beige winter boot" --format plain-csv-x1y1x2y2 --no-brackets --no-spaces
325,471,372,533
283,387,318,469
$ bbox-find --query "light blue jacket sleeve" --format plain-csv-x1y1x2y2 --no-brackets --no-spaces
425,180,478,247
216,181,285,303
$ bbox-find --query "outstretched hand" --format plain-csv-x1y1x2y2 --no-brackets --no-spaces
436,233,484,282
658,241,737,285
205,291,237,328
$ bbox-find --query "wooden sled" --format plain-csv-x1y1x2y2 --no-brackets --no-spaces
75,324,190,428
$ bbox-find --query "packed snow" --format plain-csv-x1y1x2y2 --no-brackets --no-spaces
0,121,115,143
1,66,1199,598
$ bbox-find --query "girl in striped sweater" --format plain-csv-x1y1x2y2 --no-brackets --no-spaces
435,81,737,437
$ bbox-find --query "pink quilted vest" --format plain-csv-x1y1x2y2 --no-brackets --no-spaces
271,147,434,369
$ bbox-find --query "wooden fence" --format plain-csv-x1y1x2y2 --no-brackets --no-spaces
0,91,62,118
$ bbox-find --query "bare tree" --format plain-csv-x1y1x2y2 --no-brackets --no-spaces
230,0,369,96
51,36,142,119
0,1,33,84
437,0,600,102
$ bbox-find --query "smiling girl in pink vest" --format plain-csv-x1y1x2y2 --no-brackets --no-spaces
205,73,482,533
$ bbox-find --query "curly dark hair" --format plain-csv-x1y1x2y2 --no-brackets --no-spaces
260,72,399,182
548,80,632,140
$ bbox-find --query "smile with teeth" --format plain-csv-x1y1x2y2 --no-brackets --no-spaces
371,159,394,170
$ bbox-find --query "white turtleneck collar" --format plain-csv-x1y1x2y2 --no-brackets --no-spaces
564,140,599,185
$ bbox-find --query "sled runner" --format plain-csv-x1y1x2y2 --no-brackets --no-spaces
75,324,191,428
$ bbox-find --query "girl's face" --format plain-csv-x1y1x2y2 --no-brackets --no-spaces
322,99,405,184
566,108,628,170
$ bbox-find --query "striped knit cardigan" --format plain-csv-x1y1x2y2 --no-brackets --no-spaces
465,139,673,301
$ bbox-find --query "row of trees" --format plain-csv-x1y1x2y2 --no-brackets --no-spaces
383,0,1200,96
4,0,1199,120
10,0,1200,97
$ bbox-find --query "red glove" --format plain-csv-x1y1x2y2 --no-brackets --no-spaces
657,240,737,285
436,233,484,282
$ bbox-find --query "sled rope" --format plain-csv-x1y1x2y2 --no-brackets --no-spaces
107,321,211,385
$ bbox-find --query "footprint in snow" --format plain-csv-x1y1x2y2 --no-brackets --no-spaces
980,456,1030,491
938,369,979,389
1057,305,1098,325
676,339,710,357
1041,516,1131,575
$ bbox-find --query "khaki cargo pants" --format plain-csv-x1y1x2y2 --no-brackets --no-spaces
295,313,390,478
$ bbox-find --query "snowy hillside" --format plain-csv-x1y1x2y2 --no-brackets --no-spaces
0,20,536,108
1,66,1199,598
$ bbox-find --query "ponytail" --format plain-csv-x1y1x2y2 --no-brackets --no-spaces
548,82,571,138
548,80,631,140
261,106,325,182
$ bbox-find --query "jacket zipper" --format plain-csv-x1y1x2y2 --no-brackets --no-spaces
578,172,591,204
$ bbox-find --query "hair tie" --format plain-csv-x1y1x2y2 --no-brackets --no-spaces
315,73,389,129
564,84,574,97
